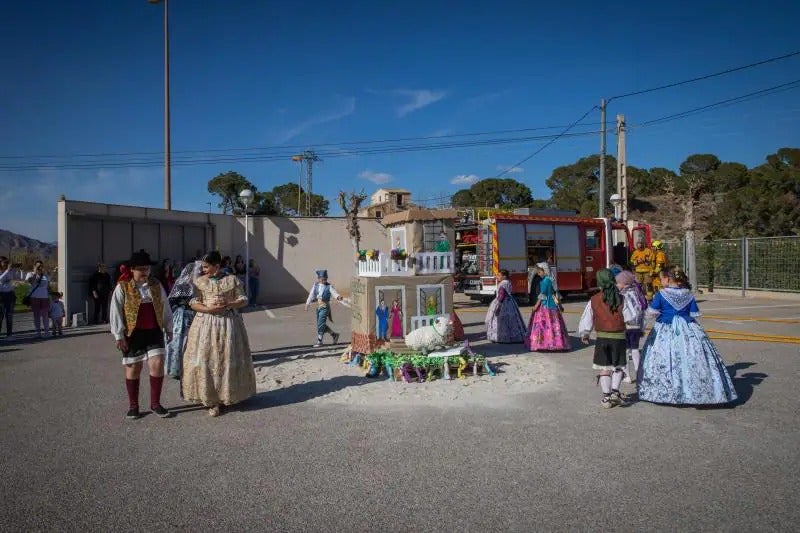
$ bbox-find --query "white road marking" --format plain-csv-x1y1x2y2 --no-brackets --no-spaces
701,303,800,312
263,307,277,319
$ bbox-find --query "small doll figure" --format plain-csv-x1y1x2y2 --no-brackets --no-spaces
435,231,451,252
375,299,390,341
426,295,438,316
390,298,403,338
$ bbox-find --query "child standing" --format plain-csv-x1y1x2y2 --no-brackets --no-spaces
638,267,737,405
578,268,628,408
615,270,647,384
49,292,65,336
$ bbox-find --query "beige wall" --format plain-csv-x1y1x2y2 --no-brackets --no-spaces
227,216,388,302
58,200,391,316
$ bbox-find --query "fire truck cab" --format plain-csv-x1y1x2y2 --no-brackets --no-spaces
466,211,651,302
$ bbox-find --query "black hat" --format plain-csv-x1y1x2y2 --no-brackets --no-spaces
129,249,157,267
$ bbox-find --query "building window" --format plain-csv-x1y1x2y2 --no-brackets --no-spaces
375,211,382,219
396,193,404,206
422,221,445,252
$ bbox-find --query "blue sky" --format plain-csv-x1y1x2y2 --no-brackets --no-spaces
1,0,799,242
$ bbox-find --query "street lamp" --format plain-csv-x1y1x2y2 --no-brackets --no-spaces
239,189,254,304
148,0,171,210
609,193,623,221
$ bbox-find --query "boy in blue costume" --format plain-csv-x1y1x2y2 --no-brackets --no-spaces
304,269,343,347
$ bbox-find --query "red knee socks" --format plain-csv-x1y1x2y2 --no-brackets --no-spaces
125,378,140,409
149,375,164,409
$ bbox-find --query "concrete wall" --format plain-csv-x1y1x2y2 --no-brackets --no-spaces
58,200,389,318
226,215,389,302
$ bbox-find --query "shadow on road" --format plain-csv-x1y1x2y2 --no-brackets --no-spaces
239,375,371,409
723,362,766,408
251,344,347,369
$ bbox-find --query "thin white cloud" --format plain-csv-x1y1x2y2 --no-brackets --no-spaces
430,128,453,137
274,97,356,144
467,89,513,108
359,170,394,184
395,89,447,117
450,174,480,186
496,165,524,174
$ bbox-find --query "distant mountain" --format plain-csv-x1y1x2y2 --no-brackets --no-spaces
0,229,57,260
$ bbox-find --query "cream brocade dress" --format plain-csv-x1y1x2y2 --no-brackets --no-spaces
181,274,256,407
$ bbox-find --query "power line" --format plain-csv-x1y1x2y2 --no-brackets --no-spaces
0,122,612,161
0,130,604,172
495,105,599,178
631,78,800,128
609,49,800,101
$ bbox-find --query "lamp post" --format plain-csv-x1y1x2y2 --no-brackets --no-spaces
148,0,171,210
609,193,623,221
239,189,254,304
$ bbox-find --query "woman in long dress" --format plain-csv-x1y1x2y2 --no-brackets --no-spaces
182,251,256,417
638,268,738,405
485,269,527,343
164,261,201,380
525,263,570,351
390,299,403,338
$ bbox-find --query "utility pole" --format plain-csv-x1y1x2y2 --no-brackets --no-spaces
598,98,607,218
616,114,628,221
291,150,321,216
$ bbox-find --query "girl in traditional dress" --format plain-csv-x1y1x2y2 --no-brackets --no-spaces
164,261,202,380
525,263,570,351
182,251,256,417
638,268,738,405
485,269,527,344
390,299,403,338
578,268,628,408
615,270,647,384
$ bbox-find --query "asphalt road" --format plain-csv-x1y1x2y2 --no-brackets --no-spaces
1,295,799,531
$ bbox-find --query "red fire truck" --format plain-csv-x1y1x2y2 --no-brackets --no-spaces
465,211,651,302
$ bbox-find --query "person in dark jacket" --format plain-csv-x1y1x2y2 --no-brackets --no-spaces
89,263,112,324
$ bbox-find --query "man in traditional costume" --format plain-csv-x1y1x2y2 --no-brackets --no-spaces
630,240,655,300
110,250,173,420
304,269,343,347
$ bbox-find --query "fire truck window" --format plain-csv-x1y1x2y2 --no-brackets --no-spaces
526,239,554,267
585,230,600,250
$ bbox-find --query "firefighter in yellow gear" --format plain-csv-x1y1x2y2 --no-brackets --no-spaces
650,240,669,293
630,241,655,300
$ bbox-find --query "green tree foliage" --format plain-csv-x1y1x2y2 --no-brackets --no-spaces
710,148,800,237
271,183,329,216
451,178,533,208
546,155,618,216
208,171,254,214
207,172,329,216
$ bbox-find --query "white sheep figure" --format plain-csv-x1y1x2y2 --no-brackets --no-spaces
404,316,453,354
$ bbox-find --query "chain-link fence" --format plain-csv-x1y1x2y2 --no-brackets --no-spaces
664,236,799,293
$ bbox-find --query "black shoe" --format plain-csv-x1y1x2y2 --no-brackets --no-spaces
331,332,340,344
152,405,172,418
126,408,141,420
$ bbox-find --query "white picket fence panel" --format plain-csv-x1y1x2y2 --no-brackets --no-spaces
415,252,455,274
357,257,412,277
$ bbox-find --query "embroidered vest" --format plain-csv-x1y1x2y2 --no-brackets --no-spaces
590,292,625,333
121,278,165,337
312,283,332,305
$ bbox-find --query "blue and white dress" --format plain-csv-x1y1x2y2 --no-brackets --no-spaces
638,287,738,405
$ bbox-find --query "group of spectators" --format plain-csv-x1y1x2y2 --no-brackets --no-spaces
90,253,261,326
0,256,63,339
